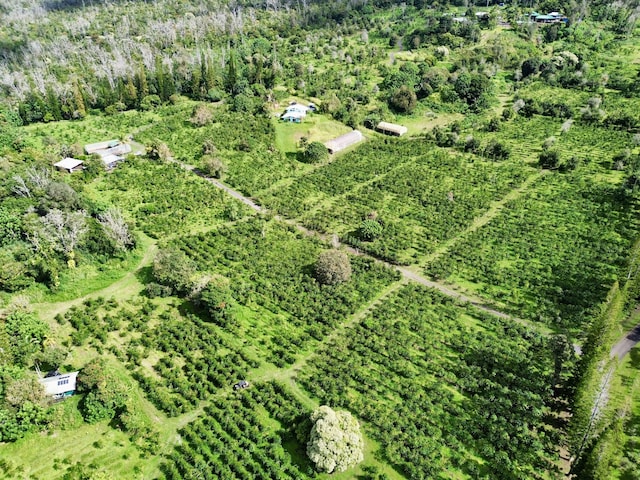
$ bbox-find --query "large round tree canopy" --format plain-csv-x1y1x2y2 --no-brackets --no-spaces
307,406,364,473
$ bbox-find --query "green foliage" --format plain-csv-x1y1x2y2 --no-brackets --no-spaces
301,141,329,164
90,158,245,238
201,155,227,179
539,149,561,169
453,72,492,111
0,208,22,247
151,248,197,296
4,310,49,365
261,140,529,264
359,218,383,241
430,173,636,330
78,358,129,424
4,374,46,408
0,402,48,442
171,218,399,366
389,86,418,114
162,382,309,479
199,282,234,327
300,284,556,479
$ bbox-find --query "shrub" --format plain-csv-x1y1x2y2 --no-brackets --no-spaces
539,149,560,169
483,140,510,161
202,155,227,179
145,282,173,298
359,219,383,241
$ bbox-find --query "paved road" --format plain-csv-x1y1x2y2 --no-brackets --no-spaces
611,323,640,359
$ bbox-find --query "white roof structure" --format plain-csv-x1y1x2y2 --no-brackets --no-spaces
54,158,84,171
377,121,408,137
101,154,123,167
85,140,120,154
285,103,309,114
325,130,364,154
39,371,79,397
281,111,305,120
104,143,132,156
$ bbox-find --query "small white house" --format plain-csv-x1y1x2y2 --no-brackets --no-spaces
281,111,305,123
39,371,79,399
285,103,310,115
54,158,84,173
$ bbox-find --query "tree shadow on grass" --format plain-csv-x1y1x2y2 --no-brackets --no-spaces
282,435,315,476
134,265,154,286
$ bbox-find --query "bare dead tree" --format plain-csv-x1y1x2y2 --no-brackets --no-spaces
40,209,88,256
97,208,134,251
25,166,51,189
12,175,31,198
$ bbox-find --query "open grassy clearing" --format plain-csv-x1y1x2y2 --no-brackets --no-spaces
272,108,353,154
397,111,465,136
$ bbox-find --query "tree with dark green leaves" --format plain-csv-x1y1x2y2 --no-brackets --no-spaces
454,72,492,111
4,310,49,365
359,219,383,241
389,86,417,113
302,141,329,164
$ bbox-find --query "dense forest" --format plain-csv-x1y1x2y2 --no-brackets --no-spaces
1,0,640,478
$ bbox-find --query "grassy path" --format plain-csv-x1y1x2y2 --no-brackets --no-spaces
33,234,157,322
248,278,408,480
173,157,551,336
421,171,545,267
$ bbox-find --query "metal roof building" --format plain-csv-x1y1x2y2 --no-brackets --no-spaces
85,140,120,154
376,121,408,137
54,158,84,173
324,130,364,154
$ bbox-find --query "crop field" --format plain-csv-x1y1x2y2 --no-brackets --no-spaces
298,283,558,479
428,171,639,331
162,381,310,480
474,115,635,167
258,139,533,264
85,158,252,238
170,218,399,364
2,0,640,476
